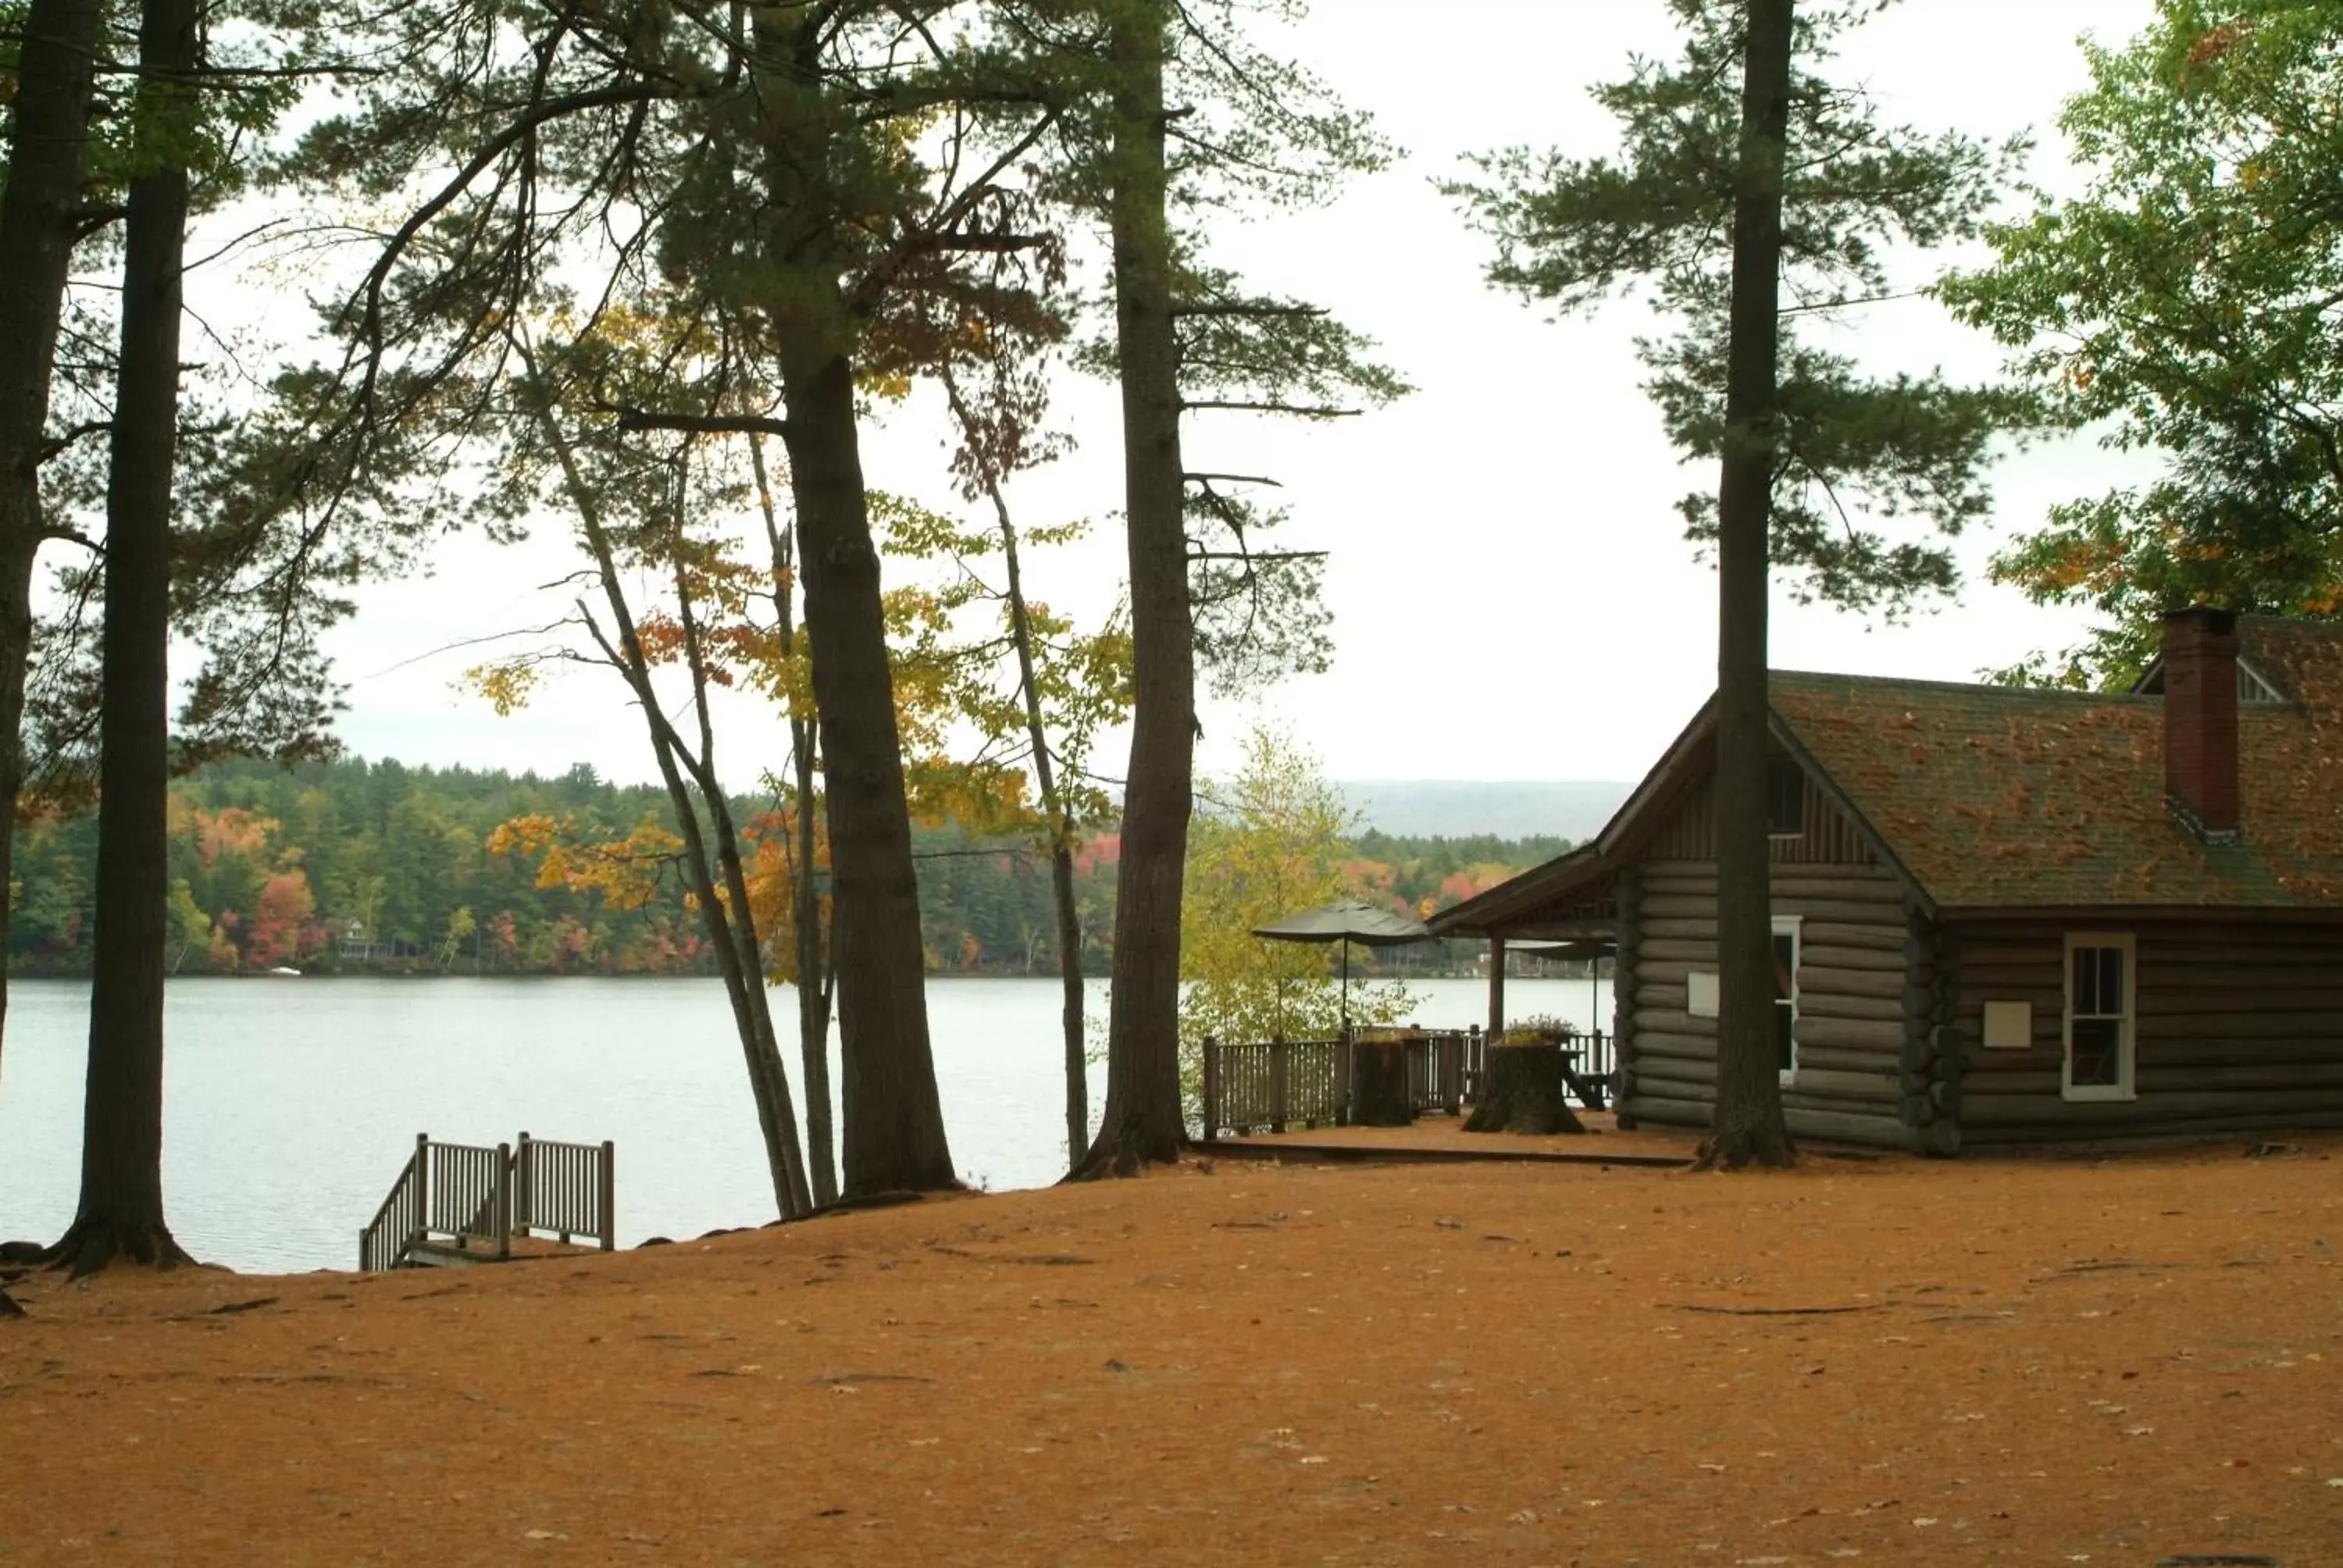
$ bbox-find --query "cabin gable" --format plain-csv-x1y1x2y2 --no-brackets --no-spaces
1614,749,1945,1155
1639,753,1884,868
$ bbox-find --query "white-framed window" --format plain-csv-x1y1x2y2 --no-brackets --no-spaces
1772,915,1802,1081
2063,932,2137,1101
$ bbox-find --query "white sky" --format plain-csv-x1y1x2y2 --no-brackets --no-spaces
282,0,2162,793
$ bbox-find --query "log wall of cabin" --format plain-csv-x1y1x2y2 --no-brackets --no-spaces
1611,863,1642,1128
1949,918,2343,1143
1614,768,1945,1153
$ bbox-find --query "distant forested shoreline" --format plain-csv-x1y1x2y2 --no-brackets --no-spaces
9,757,1568,979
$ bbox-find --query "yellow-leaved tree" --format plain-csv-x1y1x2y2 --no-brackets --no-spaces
1178,727,1414,1085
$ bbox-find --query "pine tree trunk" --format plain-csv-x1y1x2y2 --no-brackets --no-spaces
781,355,957,1197
1081,2,1192,1177
52,0,199,1273
1699,0,1796,1172
0,0,106,1084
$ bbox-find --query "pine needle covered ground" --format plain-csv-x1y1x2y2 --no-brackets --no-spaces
3,1139,2339,1564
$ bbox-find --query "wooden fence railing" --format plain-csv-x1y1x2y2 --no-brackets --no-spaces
1198,1025,1614,1139
1200,1039,1348,1137
1407,1030,1470,1116
360,1132,615,1270
513,1132,618,1248
359,1135,427,1272
428,1138,512,1254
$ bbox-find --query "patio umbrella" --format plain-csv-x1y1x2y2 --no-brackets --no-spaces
1510,938,1617,1035
1250,900,1432,1038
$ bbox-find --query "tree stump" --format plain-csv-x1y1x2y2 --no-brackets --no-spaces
1464,1041,1585,1135
1349,1038,1414,1128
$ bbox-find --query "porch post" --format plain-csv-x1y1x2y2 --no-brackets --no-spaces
1488,935,1507,1039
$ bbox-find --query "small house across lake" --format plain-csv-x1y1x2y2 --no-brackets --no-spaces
1431,610,2343,1154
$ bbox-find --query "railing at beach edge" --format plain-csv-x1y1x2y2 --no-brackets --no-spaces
361,1131,615,1270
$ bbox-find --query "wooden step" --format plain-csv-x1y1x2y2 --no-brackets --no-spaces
404,1239,501,1269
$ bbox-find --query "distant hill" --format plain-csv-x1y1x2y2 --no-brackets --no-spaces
1338,779,1635,842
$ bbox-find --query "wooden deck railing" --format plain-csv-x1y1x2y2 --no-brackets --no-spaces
358,1135,427,1272
513,1132,617,1249
360,1132,615,1270
1407,1030,1470,1116
428,1138,512,1255
1200,1039,1348,1137
1198,1025,1614,1140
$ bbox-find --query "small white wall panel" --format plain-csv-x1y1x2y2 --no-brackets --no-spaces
1982,1000,2032,1049
1687,971,1720,1018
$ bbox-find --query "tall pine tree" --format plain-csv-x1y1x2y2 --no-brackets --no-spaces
51,0,203,1270
1450,0,2031,1165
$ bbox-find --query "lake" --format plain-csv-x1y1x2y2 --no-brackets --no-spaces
0,974,1611,1274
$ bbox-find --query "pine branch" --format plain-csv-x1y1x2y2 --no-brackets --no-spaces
612,410,791,438
1170,301,1325,319
1180,399,1360,419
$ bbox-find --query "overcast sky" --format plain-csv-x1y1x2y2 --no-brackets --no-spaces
287,0,2163,792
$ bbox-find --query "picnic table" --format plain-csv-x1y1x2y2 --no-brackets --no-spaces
1557,1043,1609,1111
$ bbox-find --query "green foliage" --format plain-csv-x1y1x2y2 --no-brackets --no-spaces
1177,728,1415,1057
9,754,1569,979
1448,0,2037,615
9,0,379,796
5,755,1132,977
1938,0,2343,686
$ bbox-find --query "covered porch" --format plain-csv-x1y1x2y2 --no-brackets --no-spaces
1428,846,1620,1053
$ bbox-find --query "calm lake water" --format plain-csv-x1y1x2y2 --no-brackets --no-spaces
0,975,1610,1274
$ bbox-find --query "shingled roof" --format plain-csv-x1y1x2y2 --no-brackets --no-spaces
1428,618,2343,936
1772,616,2343,910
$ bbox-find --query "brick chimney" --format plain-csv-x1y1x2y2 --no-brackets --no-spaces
2160,607,2241,839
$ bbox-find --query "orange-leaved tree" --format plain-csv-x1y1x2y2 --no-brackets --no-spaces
471,314,817,1218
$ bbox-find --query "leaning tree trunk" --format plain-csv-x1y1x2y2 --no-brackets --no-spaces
790,727,837,1206
648,731,812,1219
640,720,811,1218
1700,0,1796,1172
52,0,200,1274
1080,1,1192,1178
1049,837,1086,1165
781,354,957,1197
687,685,819,1216
0,0,107,1083
970,376,1092,1173
747,430,839,1208
1001,547,1089,1170
528,376,813,1218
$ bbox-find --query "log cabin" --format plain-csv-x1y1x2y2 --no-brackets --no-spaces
1428,609,2343,1155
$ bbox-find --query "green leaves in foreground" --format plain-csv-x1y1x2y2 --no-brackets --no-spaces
1448,0,2037,618
1939,0,2343,687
